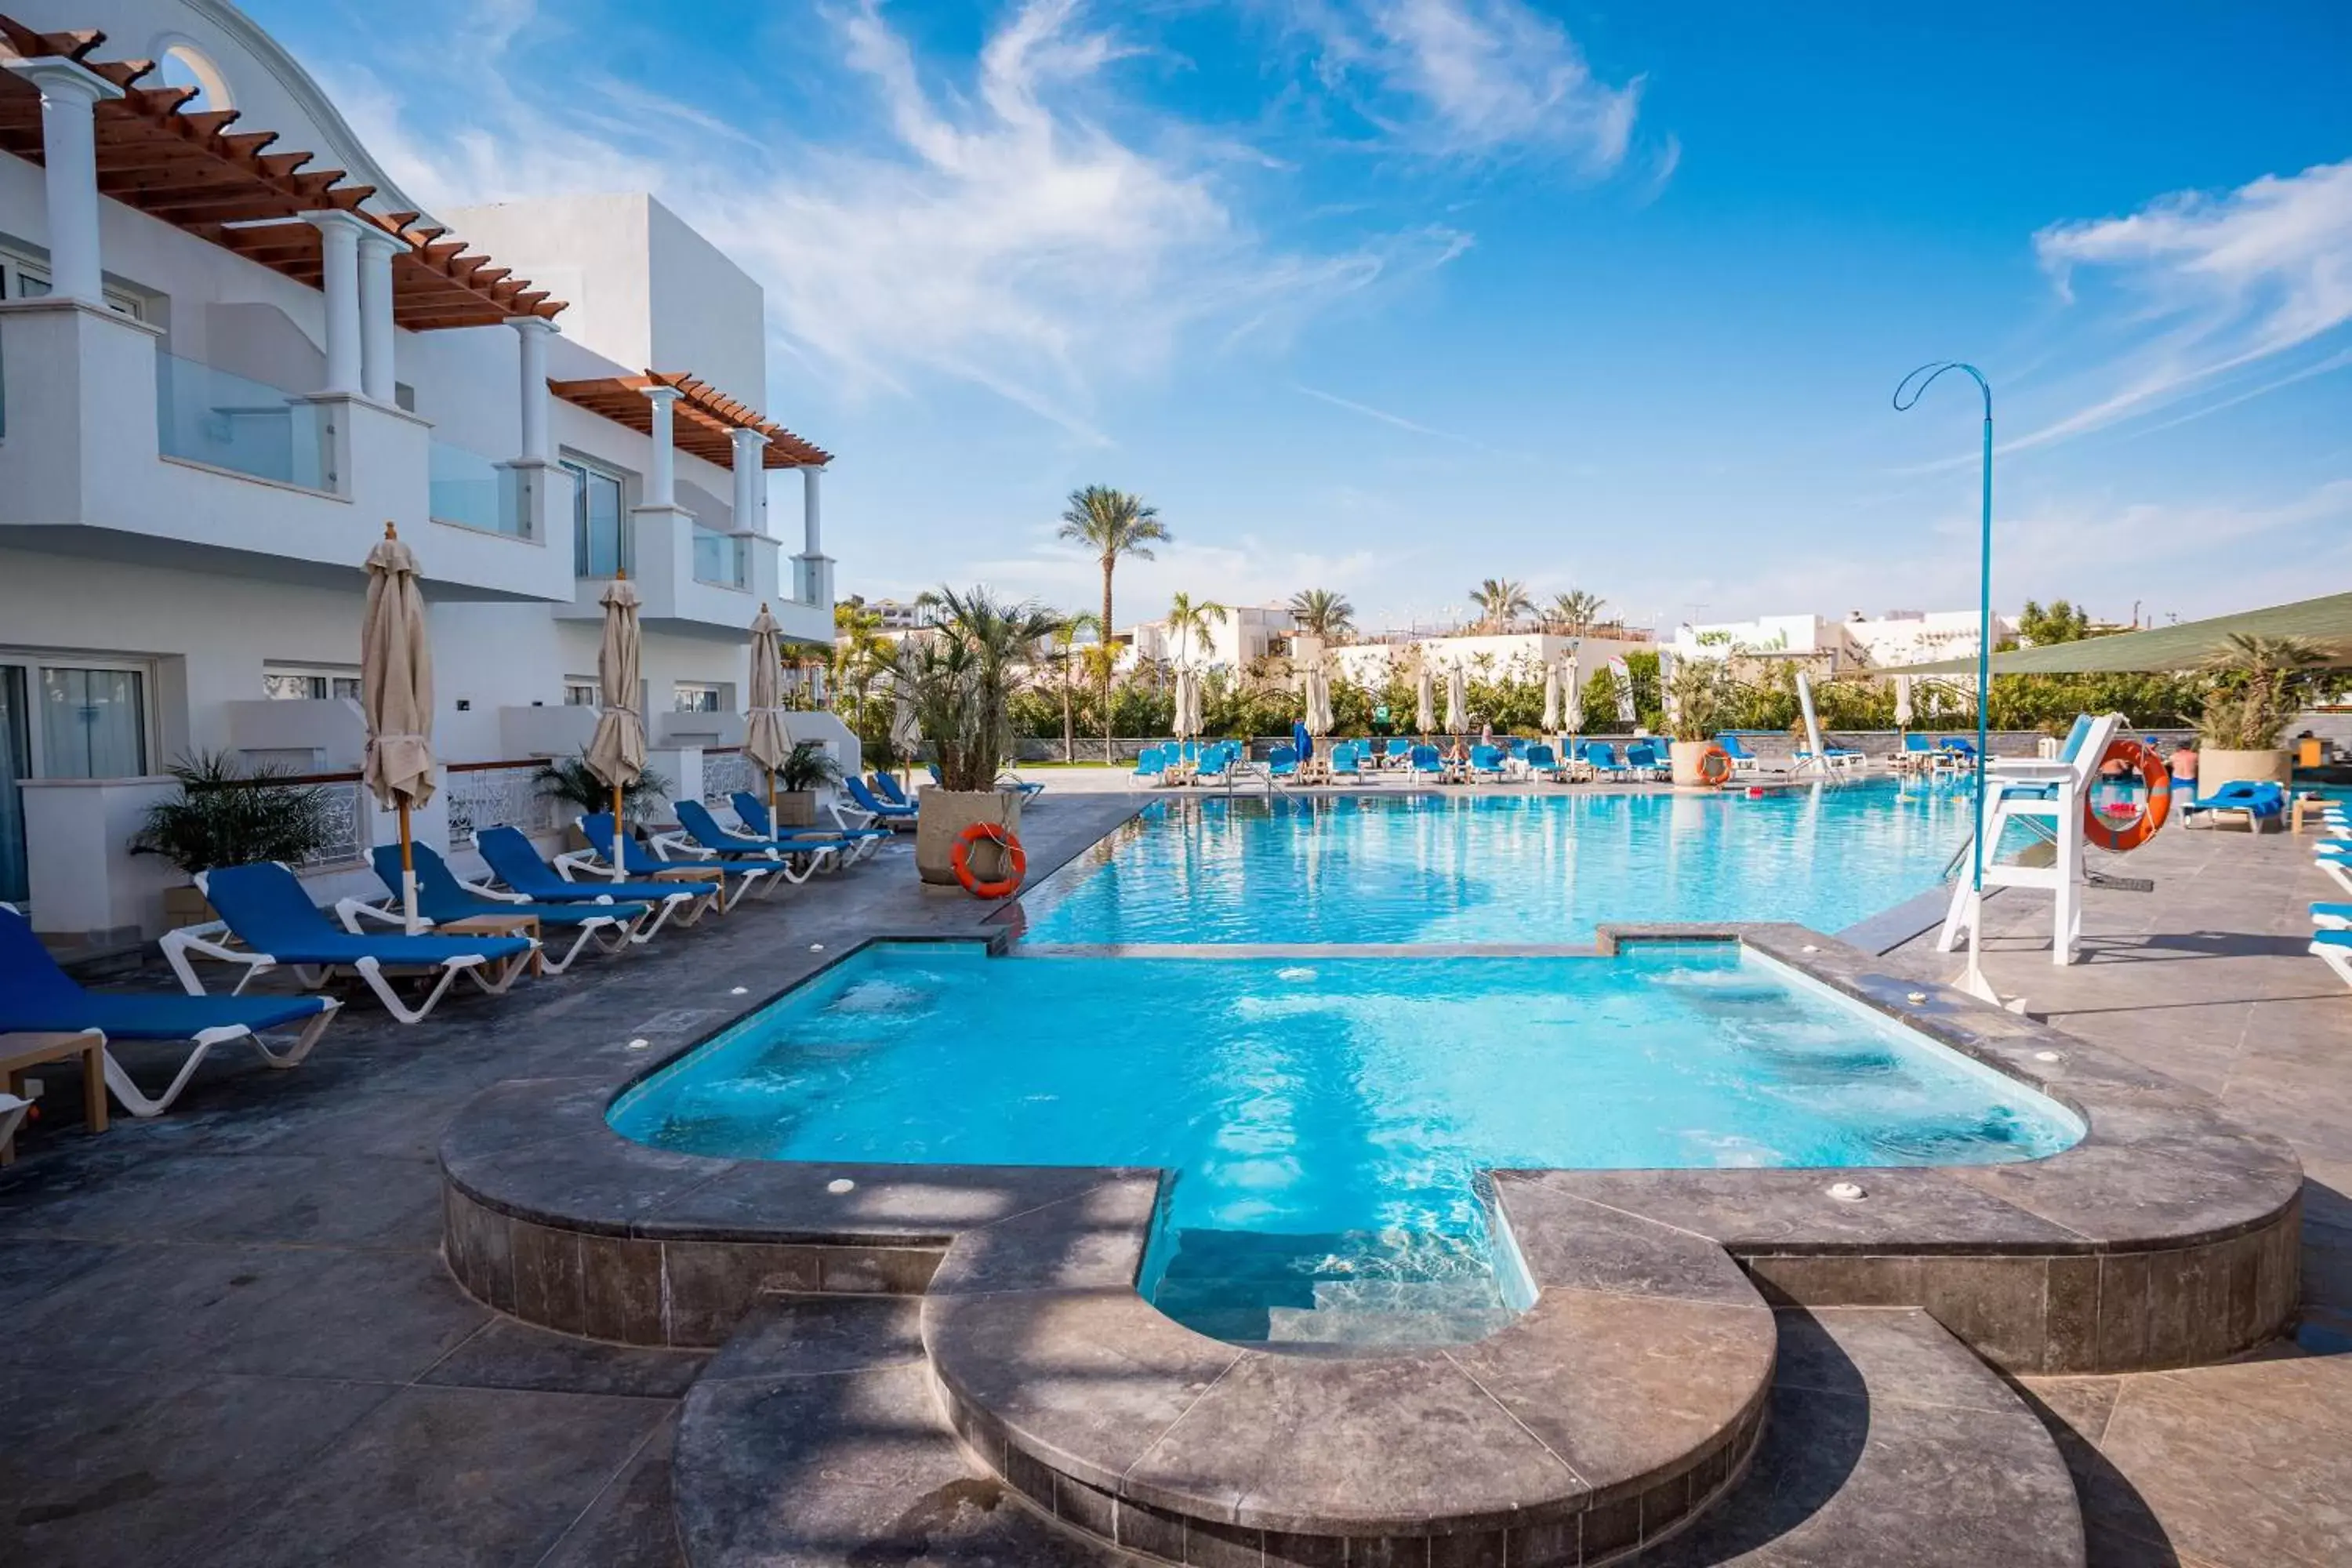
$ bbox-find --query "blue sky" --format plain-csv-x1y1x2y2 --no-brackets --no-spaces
253,0,2352,633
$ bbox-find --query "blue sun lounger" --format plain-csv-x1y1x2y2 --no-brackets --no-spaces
1407,744,1443,783
3,903,339,1117
1268,744,1300,779
841,775,917,828
571,813,769,911
668,799,863,886
350,843,647,972
474,826,708,937
728,793,888,863
162,862,535,1025
1468,744,1505,782
2182,779,2285,833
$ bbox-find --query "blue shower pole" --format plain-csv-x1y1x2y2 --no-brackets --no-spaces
1894,363,1994,927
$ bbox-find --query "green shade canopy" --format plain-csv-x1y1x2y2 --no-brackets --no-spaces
1884,590,2352,676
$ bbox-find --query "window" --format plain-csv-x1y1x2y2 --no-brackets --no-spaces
38,666,147,779
0,241,147,320
564,457,629,579
564,681,600,708
264,666,361,702
673,684,723,714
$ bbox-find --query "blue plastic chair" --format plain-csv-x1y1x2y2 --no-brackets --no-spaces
165,862,535,1025
2,903,338,1118
361,843,647,971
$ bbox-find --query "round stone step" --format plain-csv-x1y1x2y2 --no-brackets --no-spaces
922,1174,1777,1565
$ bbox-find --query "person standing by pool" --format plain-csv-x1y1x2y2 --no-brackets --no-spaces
2171,742,2198,792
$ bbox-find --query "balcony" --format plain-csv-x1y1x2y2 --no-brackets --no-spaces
691,524,746,590
0,298,572,604
430,440,532,539
155,350,331,492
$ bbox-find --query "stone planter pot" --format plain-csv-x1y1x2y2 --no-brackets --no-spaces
1668,739,1718,787
773,789,817,828
915,789,1025,887
2196,748,2291,793
162,883,214,931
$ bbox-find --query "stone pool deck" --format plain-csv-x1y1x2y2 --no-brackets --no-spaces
0,784,2344,1566
1885,819,2352,1568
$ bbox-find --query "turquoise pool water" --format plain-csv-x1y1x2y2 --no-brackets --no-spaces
1018,779,1978,947
612,941,2082,1344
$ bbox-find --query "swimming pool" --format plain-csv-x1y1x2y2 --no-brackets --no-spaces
1018,778,1979,947
611,940,2082,1345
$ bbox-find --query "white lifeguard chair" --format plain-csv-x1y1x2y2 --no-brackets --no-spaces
1937,712,2121,967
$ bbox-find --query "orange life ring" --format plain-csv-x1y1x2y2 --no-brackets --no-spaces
1696,745,1734,787
951,821,1027,898
2083,739,2171,852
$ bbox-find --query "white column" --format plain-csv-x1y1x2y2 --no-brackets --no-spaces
641,386,680,508
800,465,824,557
304,212,368,397
729,428,768,532
355,229,401,403
4,58,124,304
510,318,556,461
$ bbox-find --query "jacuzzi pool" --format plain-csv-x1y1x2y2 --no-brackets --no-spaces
609,940,2082,1345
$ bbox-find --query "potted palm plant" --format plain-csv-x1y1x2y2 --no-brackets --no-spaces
773,739,840,827
130,751,335,927
2196,634,2318,791
533,754,673,848
898,585,1062,886
1664,659,1733,785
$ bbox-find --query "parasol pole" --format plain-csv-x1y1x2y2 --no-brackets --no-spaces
611,568,629,882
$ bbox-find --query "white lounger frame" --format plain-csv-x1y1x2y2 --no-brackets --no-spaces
164,869,536,1026
332,895,637,974
97,1004,342,1118
560,818,768,913
654,825,837,887
471,833,706,940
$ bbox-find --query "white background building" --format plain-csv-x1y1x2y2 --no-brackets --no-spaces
0,0,848,943
1119,602,1294,671
1671,608,2016,671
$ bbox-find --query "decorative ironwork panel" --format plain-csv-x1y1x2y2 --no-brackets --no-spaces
302,781,365,867
446,766,556,840
702,750,756,804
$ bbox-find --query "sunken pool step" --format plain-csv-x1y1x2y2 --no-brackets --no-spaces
672,1298,2087,1567
924,1177,1780,1565
1150,1225,1518,1348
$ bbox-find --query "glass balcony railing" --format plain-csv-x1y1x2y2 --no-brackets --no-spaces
430,441,527,538
154,350,328,491
692,525,746,589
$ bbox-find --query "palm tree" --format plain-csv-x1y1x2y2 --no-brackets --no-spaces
1166,592,1229,666
1047,611,1101,763
898,586,1065,792
1471,578,1533,632
1058,486,1171,761
1548,589,1606,634
1288,587,1355,641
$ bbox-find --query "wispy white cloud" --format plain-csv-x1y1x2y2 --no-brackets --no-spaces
321,0,1468,440
2010,158,2352,451
1298,0,1644,169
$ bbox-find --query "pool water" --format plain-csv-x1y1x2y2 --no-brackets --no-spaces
612,941,2082,1345
1018,779,1980,947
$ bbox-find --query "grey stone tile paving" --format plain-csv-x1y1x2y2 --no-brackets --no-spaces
0,797,1142,1568
2,790,2343,1566
1889,822,2352,1568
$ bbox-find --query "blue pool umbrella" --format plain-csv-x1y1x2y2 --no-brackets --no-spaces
1292,718,1313,763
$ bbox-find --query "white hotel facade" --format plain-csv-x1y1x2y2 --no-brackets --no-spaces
0,0,848,946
